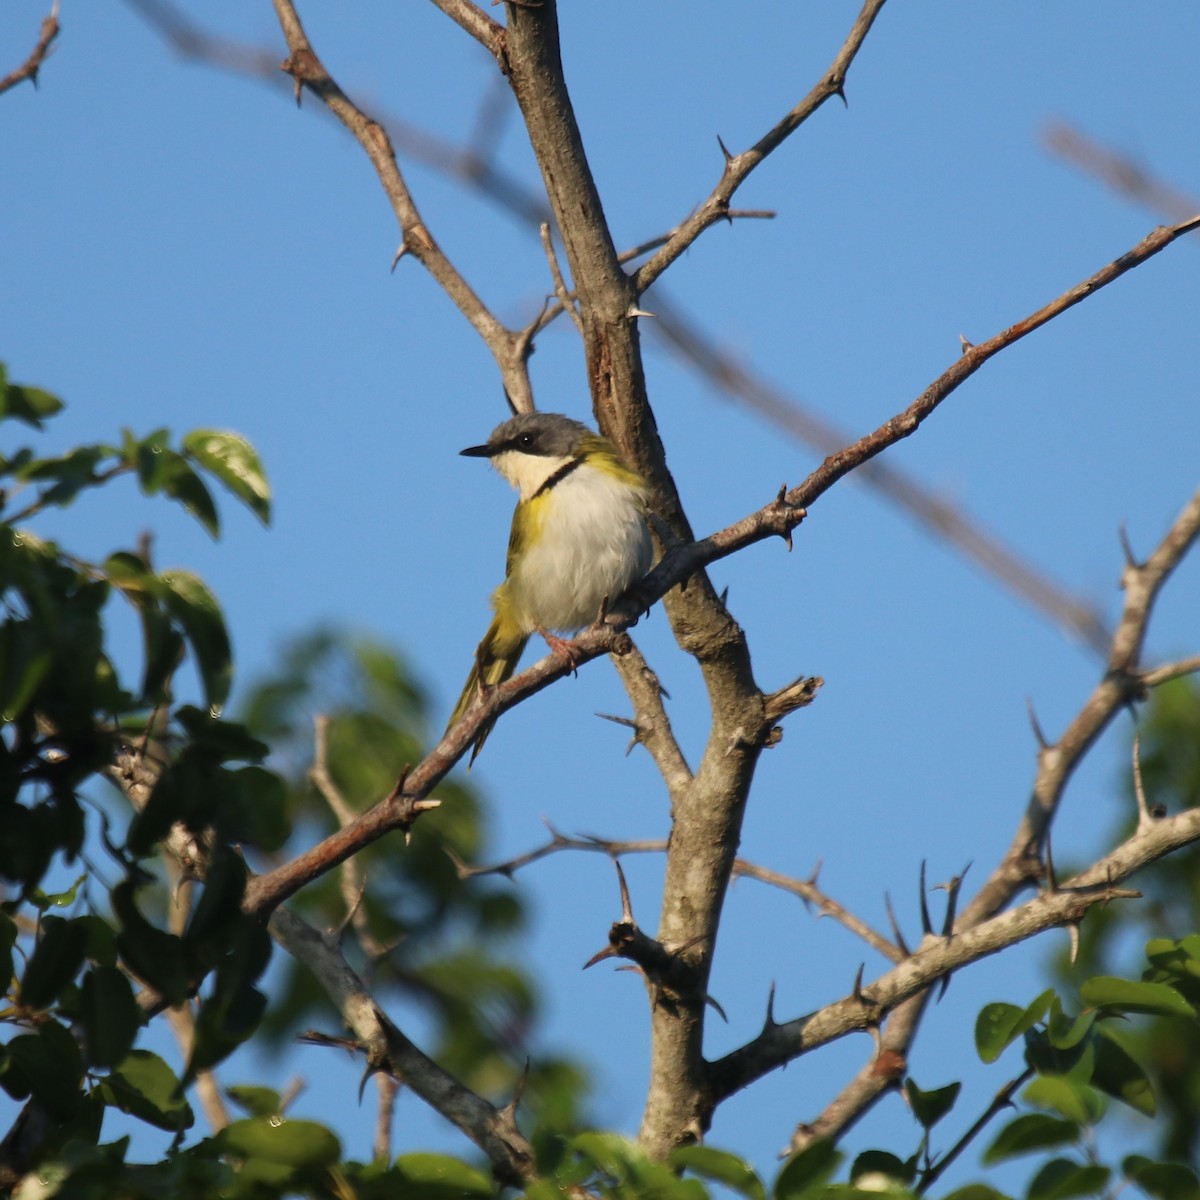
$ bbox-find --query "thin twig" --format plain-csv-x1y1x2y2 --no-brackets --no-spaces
633,0,888,294
0,2,60,96
915,1068,1034,1195
242,219,1200,921
123,1,1117,654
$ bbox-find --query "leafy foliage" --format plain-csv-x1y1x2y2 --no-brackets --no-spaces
0,369,281,1190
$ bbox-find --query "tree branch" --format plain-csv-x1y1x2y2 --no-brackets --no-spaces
962,481,1200,927
242,217,1200,925
269,907,533,1187
268,0,536,409
124,1,1121,656
709,802,1200,1104
632,0,889,295
0,2,60,96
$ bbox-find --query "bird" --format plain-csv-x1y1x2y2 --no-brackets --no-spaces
446,410,653,763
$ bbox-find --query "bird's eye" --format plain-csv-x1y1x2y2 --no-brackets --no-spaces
517,433,535,450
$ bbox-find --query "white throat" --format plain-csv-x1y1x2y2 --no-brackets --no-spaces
491,449,576,500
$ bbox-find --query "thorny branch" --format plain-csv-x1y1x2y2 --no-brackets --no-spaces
242,215,1200,919
124,0,1109,650
0,2,59,96
119,0,1200,1168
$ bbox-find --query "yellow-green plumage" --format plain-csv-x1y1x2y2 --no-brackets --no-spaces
447,414,652,763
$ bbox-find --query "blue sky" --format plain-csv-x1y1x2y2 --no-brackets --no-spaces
4,0,1199,1189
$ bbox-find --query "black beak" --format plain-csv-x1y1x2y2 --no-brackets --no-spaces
459,443,493,458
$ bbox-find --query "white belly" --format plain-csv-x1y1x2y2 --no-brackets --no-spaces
507,465,652,633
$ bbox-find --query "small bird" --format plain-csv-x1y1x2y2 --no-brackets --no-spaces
447,410,653,762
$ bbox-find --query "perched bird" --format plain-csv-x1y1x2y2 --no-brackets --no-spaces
447,411,653,762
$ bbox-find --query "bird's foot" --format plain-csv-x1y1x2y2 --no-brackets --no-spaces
538,629,580,675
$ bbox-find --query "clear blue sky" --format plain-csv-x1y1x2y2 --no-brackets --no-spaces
4,0,1199,1188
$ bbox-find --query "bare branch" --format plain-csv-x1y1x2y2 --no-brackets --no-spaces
428,0,505,56
608,641,693,793
124,3,1134,653
0,2,60,96
243,220,1199,927
633,0,889,294
1044,121,1200,225
1140,654,1200,689
268,0,535,408
649,293,1111,652
269,907,533,1186
732,861,902,963
709,799,1200,1103
963,481,1200,926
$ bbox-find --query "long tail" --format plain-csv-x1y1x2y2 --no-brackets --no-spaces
446,614,528,764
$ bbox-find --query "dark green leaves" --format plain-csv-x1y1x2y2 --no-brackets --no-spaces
0,365,64,429
98,1050,194,1132
160,570,232,710
904,1077,961,1129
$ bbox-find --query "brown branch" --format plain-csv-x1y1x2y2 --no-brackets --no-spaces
242,217,1200,924
962,481,1200,928
1043,121,1200,226
428,0,505,55
632,0,888,295
708,802,1200,1104
606,642,693,794
269,907,533,1187
648,292,1111,652
639,215,1200,599
786,992,926,1156
123,2,1119,656
1140,654,1200,690
0,2,60,96
268,0,535,410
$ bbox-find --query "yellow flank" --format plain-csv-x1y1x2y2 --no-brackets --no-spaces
446,608,528,764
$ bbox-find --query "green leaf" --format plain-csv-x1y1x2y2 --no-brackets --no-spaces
570,1131,644,1180
184,429,271,524
80,965,142,1069
975,990,1054,1063
22,445,108,508
1123,1155,1200,1200
1090,1030,1155,1115
983,1113,1080,1164
1079,975,1195,1018
1022,1076,1105,1125
1045,998,1096,1051
2,1022,85,1119
21,916,88,1010
904,1077,961,1129
159,570,232,709
774,1141,842,1199
174,706,268,762
132,431,176,494
99,1050,194,1132
851,1150,915,1185
672,1145,766,1199
113,883,193,1006
162,461,220,538
219,1116,340,1168
0,619,52,721
224,1085,282,1118
228,765,291,851
1027,1159,1109,1200
392,1152,493,1196
1,380,64,428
